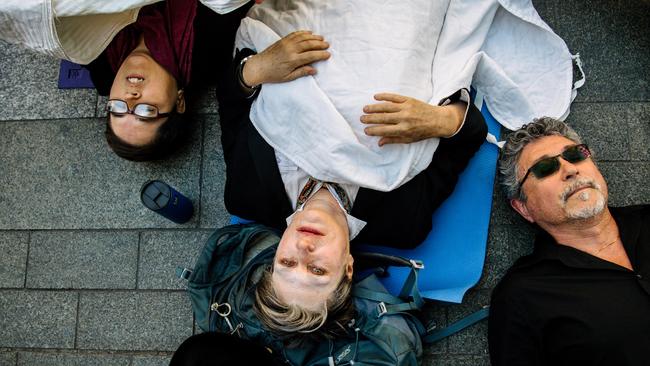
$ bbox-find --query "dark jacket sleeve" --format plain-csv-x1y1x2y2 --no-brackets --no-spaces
353,102,488,248
216,48,293,229
488,279,542,366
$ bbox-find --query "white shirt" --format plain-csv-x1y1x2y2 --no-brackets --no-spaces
234,0,582,191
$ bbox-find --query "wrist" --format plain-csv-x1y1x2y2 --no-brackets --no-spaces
441,102,466,137
241,55,263,88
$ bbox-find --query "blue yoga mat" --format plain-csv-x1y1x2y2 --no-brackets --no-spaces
231,98,500,304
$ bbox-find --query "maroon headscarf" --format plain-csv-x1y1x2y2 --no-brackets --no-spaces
106,0,197,88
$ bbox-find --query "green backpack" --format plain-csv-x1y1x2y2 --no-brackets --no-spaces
176,223,487,366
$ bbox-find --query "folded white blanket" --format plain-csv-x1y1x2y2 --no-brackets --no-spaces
235,0,580,191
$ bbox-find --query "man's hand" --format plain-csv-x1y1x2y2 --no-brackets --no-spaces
242,31,330,86
361,93,466,146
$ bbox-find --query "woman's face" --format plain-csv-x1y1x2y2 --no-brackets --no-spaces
108,44,184,146
271,193,354,310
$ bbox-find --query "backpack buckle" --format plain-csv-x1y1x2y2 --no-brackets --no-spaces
377,302,388,317
409,259,424,269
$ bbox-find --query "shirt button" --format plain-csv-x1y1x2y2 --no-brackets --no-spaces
637,274,643,279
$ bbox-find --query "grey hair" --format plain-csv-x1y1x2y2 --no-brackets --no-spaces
253,267,354,346
499,117,582,201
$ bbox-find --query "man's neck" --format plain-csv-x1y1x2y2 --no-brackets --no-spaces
543,208,620,251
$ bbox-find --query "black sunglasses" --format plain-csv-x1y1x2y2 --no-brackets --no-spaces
106,99,173,120
518,144,592,190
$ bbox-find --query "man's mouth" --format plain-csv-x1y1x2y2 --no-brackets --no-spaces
297,226,324,236
561,179,598,202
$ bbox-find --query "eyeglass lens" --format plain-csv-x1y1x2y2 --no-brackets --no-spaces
107,100,159,118
530,144,590,179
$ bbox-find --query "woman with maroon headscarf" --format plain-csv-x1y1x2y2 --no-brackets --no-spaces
86,0,254,161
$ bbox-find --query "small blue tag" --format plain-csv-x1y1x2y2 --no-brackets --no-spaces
58,60,95,89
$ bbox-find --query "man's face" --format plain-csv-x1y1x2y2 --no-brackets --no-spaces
271,195,353,311
108,47,184,146
511,135,608,226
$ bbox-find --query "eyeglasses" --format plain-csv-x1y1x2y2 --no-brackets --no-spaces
106,99,173,120
518,144,592,190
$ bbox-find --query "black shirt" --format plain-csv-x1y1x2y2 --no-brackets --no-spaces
488,205,650,366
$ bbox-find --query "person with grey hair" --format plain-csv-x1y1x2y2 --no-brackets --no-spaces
488,117,649,365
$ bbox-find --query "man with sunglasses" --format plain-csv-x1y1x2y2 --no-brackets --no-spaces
488,117,649,365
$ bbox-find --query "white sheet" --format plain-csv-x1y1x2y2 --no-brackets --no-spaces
235,0,580,191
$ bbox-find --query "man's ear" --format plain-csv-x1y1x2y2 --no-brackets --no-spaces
345,254,354,280
510,198,535,223
175,89,186,114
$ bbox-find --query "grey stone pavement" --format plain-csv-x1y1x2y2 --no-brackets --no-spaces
0,1,648,365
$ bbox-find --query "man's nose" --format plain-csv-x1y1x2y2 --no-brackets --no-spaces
296,238,316,253
559,158,579,181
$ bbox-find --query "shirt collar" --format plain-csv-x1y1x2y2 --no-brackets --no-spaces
286,181,367,240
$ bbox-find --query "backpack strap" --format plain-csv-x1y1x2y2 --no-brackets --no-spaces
422,306,490,343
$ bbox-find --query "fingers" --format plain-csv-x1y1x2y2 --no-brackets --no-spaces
296,39,330,52
373,93,408,103
364,124,402,137
285,65,316,81
360,112,401,125
363,102,401,114
295,50,331,67
378,136,411,146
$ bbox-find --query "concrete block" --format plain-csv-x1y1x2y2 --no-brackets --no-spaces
26,231,138,289
199,115,231,228
77,291,192,351
0,41,97,121
0,232,28,288
421,302,450,355
423,354,490,366
626,103,650,161
0,118,202,230
476,224,534,289
600,162,650,207
17,352,129,366
533,0,650,102
566,103,630,161
138,230,212,289
0,352,16,366
0,290,77,348
131,356,172,366
447,290,490,355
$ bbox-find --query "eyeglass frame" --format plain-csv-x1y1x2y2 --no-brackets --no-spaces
517,143,592,194
106,99,174,120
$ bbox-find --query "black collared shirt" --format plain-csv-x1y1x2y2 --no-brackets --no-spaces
488,205,650,366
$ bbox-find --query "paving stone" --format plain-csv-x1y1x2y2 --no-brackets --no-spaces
565,103,630,161
0,232,28,288
131,356,172,366
422,354,490,366
138,230,212,289
599,162,650,207
26,231,138,289
533,0,649,102
17,352,129,366
0,118,202,230
626,103,650,161
189,86,219,115
421,302,450,355
489,184,529,227
199,114,231,228
0,41,97,121
77,292,192,351
476,224,534,289
0,290,77,348
447,290,490,355
0,352,16,366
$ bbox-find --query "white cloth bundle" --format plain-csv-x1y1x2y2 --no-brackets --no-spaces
0,0,251,64
235,0,580,191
